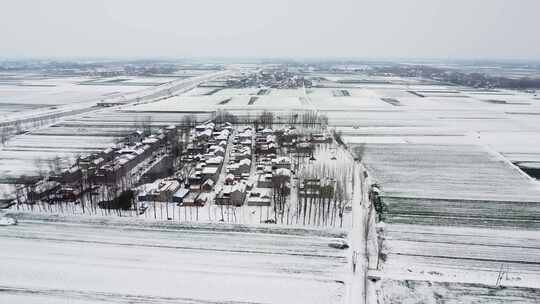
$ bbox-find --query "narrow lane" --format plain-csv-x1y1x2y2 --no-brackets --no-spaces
348,162,368,304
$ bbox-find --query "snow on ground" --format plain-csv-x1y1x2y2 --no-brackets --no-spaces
0,213,348,304
379,224,540,287
0,76,145,119
181,86,220,96
378,279,540,304
0,70,228,182
125,94,308,112
359,143,540,203
2,70,540,302
212,88,262,96
0,135,116,178
328,75,540,302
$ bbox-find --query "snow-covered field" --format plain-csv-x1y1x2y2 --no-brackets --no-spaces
357,143,540,302
317,73,540,302
0,213,348,304
0,76,148,119
2,70,540,303
378,279,540,304
0,71,228,181
359,143,540,203
379,224,540,287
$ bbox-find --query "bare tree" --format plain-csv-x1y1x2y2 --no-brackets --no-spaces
353,144,366,162
272,172,291,224
0,127,9,146
258,111,274,128
141,116,153,136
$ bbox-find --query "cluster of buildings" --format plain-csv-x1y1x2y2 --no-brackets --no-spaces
185,122,231,191
216,126,254,206
225,69,313,89
138,121,232,207
30,126,177,204
19,116,333,216
215,126,293,207
250,128,293,206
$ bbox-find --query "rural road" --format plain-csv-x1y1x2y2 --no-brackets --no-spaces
347,162,369,304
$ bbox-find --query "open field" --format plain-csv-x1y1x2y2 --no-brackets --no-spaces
379,224,540,287
1,67,540,303
0,76,147,119
378,279,540,304
3,69,540,182
0,69,229,181
0,213,348,304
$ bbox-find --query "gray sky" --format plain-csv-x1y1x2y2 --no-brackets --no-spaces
1,0,539,60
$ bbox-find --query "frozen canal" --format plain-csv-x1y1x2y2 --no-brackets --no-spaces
0,215,348,304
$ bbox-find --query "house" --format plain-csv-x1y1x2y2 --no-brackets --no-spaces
187,143,206,155
56,186,81,202
215,183,246,206
225,173,236,185
181,192,207,206
311,133,331,143
261,128,273,135
214,130,230,141
189,183,202,192
188,171,203,185
208,146,225,157
28,180,60,201
227,159,251,176
58,166,82,184
172,188,190,203
205,156,224,168
279,128,298,144
263,165,273,174
231,146,251,161
195,122,214,133
202,166,219,182
256,142,277,155
127,130,144,144
201,179,215,191
238,158,251,172
295,142,313,155
272,156,292,169
240,139,252,147
247,189,272,206
238,129,253,140
257,173,273,188
196,129,212,141
154,180,180,202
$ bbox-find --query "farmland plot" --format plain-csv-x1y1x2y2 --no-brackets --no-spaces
354,142,540,302
359,143,540,204
380,224,540,287
379,279,540,304
0,214,348,304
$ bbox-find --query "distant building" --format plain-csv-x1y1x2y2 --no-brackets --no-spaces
247,189,271,206
172,188,190,204
216,183,246,206
272,156,292,170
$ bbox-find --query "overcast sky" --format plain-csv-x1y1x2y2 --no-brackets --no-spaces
1,0,539,60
